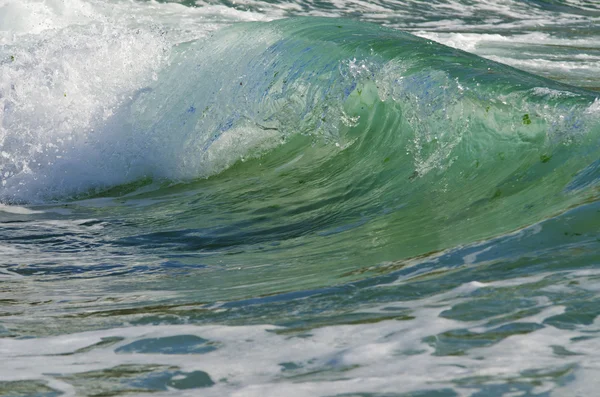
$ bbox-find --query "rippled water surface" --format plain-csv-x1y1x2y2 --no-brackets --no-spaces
1,0,600,396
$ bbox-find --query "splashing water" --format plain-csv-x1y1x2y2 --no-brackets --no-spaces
1,1,600,396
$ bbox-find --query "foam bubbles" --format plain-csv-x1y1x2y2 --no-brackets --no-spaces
0,32,169,201
0,0,97,39
2,273,599,396
0,1,176,202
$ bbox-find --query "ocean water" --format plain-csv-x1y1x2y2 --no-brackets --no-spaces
1,0,600,396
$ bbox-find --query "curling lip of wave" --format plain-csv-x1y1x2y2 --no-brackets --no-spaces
0,17,598,206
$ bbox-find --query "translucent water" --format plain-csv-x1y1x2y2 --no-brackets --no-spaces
1,1,599,396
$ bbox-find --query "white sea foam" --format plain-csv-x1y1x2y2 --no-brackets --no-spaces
0,203,42,214
0,0,281,203
1,272,599,396
0,1,170,201
0,1,599,396
587,98,600,114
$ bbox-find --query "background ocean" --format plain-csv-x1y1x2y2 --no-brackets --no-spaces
1,0,600,396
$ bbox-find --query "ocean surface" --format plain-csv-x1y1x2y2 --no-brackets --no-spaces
1,0,600,396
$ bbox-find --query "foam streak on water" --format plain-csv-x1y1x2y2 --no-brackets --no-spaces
1,0,600,396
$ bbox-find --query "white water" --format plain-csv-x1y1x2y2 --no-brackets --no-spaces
0,0,278,202
1,3,600,395
2,272,600,396
1,0,599,202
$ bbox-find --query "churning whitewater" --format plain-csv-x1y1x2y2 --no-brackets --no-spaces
1,0,600,396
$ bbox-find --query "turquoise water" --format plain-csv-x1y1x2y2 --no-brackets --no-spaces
1,1,600,396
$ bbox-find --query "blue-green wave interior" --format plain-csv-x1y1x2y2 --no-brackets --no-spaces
2,15,600,397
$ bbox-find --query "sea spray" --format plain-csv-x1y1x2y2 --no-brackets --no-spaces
1,11,600,397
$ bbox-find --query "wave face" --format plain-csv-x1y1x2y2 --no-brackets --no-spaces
104,18,600,265
3,18,599,245
2,7,600,397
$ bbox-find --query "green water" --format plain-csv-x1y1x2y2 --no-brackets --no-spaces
1,11,600,397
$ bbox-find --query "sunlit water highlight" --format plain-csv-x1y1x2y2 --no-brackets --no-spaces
1,0,600,396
